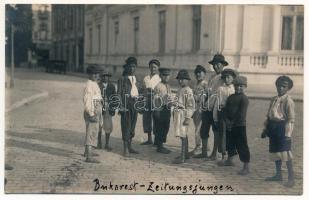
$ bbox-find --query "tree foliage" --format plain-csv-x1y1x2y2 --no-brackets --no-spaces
5,4,33,66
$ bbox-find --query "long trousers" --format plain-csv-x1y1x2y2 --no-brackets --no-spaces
200,111,218,139
153,106,171,145
120,98,138,142
226,126,250,163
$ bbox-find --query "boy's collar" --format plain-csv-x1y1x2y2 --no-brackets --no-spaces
277,93,288,99
224,83,233,87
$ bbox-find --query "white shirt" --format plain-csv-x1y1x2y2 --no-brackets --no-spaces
83,80,102,116
193,80,208,111
213,84,235,122
143,74,161,90
205,74,225,111
128,76,139,97
267,94,295,137
153,82,172,107
175,86,195,119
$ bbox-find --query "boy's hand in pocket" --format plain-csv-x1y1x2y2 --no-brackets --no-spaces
89,115,98,122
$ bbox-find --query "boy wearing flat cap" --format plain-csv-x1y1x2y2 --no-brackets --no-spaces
153,68,172,154
190,65,208,156
261,76,295,187
195,54,227,160
118,57,140,157
97,68,117,151
224,76,250,175
83,65,103,163
141,59,161,145
214,68,236,165
172,69,195,164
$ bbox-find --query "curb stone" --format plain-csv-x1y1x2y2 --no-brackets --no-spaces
6,91,49,113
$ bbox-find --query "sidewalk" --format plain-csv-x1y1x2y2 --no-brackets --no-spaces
5,71,49,113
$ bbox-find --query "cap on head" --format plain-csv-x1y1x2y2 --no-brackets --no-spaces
221,68,237,78
159,68,171,76
126,56,137,65
99,68,112,77
233,76,247,86
208,54,229,66
149,59,160,67
194,65,206,74
176,69,191,80
275,75,293,90
86,65,100,75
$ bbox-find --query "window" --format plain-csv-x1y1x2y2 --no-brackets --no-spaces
158,11,166,53
68,7,72,30
34,32,38,40
281,6,304,51
192,5,201,51
133,17,139,54
79,7,83,31
114,21,119,46
97,24,101,54
295,16,304,50
39,23,48,31
88,28,92,55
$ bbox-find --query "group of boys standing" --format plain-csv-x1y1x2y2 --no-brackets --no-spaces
83,53,296,187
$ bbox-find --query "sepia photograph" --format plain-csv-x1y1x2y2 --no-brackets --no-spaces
3,1,306,196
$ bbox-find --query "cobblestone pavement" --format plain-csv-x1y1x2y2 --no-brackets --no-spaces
4,69,303,194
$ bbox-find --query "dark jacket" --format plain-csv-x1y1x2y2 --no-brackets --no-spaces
224,93,249,127
117,75,142,112
100,82,117,116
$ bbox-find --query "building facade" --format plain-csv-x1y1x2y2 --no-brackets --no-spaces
32,5,52,51
84,5,303,91
51,5,85,72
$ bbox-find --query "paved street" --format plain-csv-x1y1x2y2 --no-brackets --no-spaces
5,69,303,194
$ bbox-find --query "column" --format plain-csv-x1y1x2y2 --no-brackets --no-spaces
238,5,252,71
267,5,281,70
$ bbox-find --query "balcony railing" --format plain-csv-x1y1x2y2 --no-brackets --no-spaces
250,54,268,68
278,54,303,68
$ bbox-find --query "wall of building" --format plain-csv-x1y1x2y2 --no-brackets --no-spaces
84,5,303,92
32,4,52,49
51,5,85,72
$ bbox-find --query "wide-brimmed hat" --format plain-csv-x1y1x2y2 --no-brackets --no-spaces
99,68,112,77
176,69,191,80
159,68,171,76
149,59,160,67
275,75,293,89
86,65,100,74
194,65,206,74
221,68,237,78
233,76,247,86
208,54,229,66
